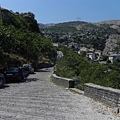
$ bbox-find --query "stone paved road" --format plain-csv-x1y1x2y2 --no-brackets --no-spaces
0,67,119,120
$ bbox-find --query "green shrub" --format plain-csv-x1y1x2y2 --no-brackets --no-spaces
56,47,120,89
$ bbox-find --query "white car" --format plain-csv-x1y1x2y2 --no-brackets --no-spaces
23,64,34,74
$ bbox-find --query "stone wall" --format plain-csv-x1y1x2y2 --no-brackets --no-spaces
52,74,74,88
84,83,120,109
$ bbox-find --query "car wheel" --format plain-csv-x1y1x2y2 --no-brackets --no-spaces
18,76,22,82
20,75,24,81
0,78,4,88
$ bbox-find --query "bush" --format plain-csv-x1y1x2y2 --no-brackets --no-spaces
56,47,120,89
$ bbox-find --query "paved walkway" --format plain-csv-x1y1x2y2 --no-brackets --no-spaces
0,67,119,120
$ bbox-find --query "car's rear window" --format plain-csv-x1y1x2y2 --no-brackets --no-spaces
7,67,19,72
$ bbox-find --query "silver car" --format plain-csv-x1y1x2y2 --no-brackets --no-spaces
23,64,34,74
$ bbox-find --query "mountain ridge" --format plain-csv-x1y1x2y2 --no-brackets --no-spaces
96,20,120,25
39,20,120,28
40,20,120,55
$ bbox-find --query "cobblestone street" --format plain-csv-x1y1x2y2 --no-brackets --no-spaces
0,67,119,120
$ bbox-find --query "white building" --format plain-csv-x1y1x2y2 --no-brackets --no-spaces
108,54,120,63
86,53,96,61
56,51,64,60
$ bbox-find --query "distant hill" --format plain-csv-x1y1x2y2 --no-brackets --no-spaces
41,20,120,53
96,20,120,32
40,20,120,33
40,21,98,33
96,20,120,25
39,23,55,28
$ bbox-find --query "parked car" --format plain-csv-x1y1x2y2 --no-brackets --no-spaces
0,73,5,88
22,64,34,74
4,67,24,82
21,67,29,78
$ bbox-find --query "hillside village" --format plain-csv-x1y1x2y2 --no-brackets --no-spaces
40,21,120,64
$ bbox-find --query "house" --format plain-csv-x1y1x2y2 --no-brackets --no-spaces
86,53,96,61
56,51,64,60
78,47,88,56
68,42,79,50
78,47,95,56
108,54,120,63
94,50,102,61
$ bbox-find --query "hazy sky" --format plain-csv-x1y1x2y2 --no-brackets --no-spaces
0,0,120,24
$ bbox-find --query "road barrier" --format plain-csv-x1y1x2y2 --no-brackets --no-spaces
51,74,74,88
84,83,120,113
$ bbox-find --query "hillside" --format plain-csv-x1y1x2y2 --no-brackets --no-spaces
0,8,56,68
40,21,98,33
96,20,120,33
96,20,120,25
39,23,55,28
40,21,120,54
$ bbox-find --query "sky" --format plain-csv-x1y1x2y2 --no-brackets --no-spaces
0,0,120,24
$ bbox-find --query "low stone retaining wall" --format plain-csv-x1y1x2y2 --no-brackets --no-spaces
84,83,120,110
51,74,74,88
